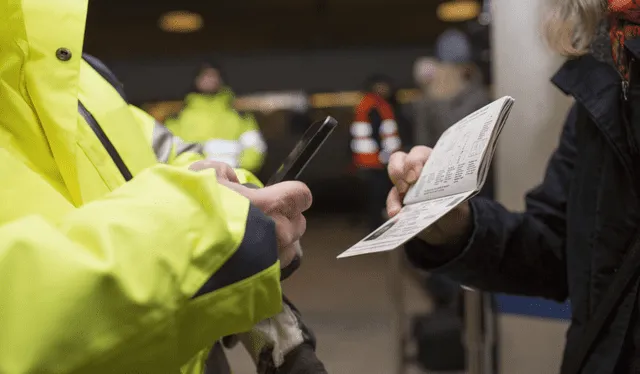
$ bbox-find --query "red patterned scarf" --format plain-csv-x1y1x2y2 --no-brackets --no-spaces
609,0,640,81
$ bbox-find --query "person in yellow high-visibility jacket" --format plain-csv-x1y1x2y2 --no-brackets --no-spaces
129,107,326,374
165,63,267,174
0,1,323,373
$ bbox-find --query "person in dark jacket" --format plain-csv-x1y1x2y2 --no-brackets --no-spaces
413,29,490,149
386,3,640,374
411,29,494,321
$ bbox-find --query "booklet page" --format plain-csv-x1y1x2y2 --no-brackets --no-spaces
475,99,513,189
337,191,474,259
403,97,511,205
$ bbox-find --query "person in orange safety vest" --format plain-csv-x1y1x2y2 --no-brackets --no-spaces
350,74,403,231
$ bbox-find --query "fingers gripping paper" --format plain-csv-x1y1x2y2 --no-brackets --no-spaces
338,96,515,259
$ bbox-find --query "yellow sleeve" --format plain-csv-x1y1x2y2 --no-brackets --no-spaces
129,105,205,168
0,152,281,373
234,168,264,187
238,114,267,173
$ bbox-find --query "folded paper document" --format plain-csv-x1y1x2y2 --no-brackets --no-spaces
338,96,515,259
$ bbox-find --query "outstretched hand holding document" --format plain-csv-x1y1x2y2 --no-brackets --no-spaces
337,96,515,259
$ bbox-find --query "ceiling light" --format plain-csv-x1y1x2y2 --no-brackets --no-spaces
159,11,203,33
437,0,481,22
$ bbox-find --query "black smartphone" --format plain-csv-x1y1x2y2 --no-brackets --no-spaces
267,116,338,280
266,116,339,186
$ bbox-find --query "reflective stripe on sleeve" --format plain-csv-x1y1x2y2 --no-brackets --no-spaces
151,122,174,164
350,138,379,153
239,130,267,154
152,122,204,164
350,121,373,137
381,136,402,153
204,139,241,155
207,155,239,168
174,140,204,159
204,139,241,167
380,119,399,135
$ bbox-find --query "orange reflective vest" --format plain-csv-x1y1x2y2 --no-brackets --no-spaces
350,93,402,169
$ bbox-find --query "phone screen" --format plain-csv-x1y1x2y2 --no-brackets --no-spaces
266,116,338,186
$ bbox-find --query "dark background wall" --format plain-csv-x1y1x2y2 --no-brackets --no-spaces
84,0,448,58
95,44,492,214
94,46,437,214
84,0,491,102
81,0,491,214
99,46,434,104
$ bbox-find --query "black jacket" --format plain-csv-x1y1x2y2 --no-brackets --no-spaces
406,51,640,374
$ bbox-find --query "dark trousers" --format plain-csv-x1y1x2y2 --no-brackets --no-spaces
426,163,496,305
357,168,393,232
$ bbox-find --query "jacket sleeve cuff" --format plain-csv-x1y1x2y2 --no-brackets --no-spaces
404,198,486,273
279,344,328,374
194,204,278,297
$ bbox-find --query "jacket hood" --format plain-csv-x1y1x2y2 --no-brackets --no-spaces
1,0,89,205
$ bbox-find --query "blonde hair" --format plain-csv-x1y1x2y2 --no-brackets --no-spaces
544,0,606,56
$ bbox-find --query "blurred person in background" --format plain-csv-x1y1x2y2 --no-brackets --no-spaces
408,30,493,373
411,28,493,289
350,75,405,231
411,28,492,304
166,63,267,175
0,1,327,373
412,56,439,99
387,1,640,373
413,29,491,150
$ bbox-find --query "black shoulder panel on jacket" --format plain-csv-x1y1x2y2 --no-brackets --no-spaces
82,53,128,102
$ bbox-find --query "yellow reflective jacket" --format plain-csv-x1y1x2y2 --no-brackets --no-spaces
128,104,262,187
129,100,261,374
165,89,267,173
0,1,281,373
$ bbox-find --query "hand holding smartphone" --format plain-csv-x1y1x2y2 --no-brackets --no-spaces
267,116,338,186
268,116,338,279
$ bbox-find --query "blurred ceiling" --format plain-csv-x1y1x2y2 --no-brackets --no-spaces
84,0,456,59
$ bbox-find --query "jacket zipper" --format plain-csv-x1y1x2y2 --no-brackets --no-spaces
621,56,639,158
622,58,630,101
619,57,640,199
78,101,133,181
